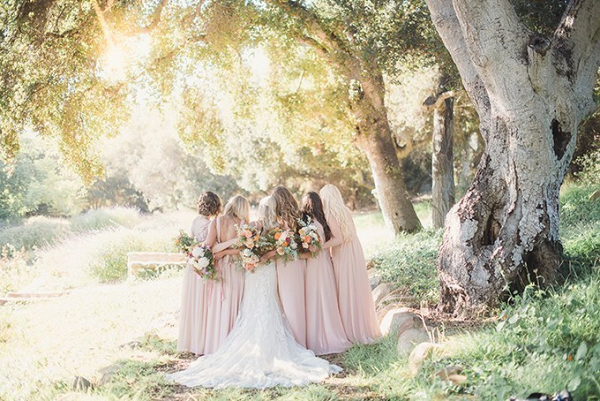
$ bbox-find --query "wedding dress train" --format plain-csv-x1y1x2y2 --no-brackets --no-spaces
167,262,341,389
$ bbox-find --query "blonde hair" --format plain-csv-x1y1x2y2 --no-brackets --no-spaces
271,186,300,231
223,195,250,223
319,184,355,242
257,196,278,231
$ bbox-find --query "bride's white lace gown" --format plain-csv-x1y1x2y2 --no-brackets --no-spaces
167,262,342,389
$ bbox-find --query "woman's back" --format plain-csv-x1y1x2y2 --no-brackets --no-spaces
191,216,211,242
216,215,241,243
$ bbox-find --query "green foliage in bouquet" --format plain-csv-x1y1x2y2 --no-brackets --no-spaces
174,230,196,254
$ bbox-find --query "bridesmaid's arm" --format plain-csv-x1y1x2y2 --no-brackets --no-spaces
322,215,344,249
203,219,218,248
212,237,238,253
259,250,277,264
214,248,239,260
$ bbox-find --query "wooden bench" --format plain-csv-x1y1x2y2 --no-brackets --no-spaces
126,252,187,277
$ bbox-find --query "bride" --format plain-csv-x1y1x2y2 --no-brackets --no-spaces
167,196,341,389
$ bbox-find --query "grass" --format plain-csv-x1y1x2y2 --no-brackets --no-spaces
370,229,441,305
0,184,598,400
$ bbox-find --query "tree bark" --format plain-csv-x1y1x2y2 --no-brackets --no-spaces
430,94,455,229
425,0,600,313
352,70,422,233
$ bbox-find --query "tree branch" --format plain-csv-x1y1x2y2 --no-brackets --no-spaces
423,90,455,109
452,0,529,70
424,0,491,128
139,0,169,33
554,0,600,116
266,0,359,77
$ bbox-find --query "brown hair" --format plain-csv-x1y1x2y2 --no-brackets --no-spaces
301,192,332,241
271,186,300,231
197,192,222,216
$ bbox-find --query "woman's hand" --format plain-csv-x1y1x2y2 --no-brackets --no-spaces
259,250,276,264
298,251,311,260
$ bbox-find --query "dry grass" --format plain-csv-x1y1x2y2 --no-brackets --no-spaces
0,278,182,399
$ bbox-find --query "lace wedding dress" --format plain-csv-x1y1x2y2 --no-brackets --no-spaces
167,262,342,389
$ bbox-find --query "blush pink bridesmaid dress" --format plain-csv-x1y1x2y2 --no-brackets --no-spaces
177,216,211,355
305,221,352,355
203,217,245,354
276,257,307,348
326,213,382,344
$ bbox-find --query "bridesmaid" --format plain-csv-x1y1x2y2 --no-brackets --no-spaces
202,195,249,354
271,186,307,348
319,184,382,344
177,192,222,355
301,192,352,355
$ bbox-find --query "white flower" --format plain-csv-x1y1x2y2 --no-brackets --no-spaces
197,257,209,269
191,247,204,258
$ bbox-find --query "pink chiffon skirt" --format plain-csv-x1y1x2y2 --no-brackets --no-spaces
305,251,352,355
276,258,307,348
177,262,209,355
203,256,245,354
331,235,382,344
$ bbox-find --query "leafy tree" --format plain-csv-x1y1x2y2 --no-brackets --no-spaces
0,133,85,221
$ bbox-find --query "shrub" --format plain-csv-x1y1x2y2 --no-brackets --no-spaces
0,245,34,294
0,216,70,252
88,229,173,283
70,207,141,232
575,148,600,186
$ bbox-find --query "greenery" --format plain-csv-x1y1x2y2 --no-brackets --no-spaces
575,147,600,187
0,245,34,294
0,207,142,254
70,207,142,232
370,229,442,305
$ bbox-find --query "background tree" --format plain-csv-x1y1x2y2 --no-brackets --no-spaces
424,0,600,313
259,0,435,233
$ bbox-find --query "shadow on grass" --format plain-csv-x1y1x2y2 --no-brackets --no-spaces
86,332,403,400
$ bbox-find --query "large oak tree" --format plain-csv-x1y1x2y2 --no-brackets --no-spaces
424,0,600,312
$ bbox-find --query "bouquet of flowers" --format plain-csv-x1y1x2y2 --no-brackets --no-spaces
272,227,299,261
189,244,217,280
239,248,260,272
297,218,322,257
174,230,196,254
236,224,261,250
236,224,273,272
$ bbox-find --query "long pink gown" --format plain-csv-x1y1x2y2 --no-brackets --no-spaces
276,257,307,348
203,218,245,354
305,221,352,355
177,216,211,355
326,213,382,344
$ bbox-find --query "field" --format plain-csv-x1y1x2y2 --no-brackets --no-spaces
0,188,598,400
